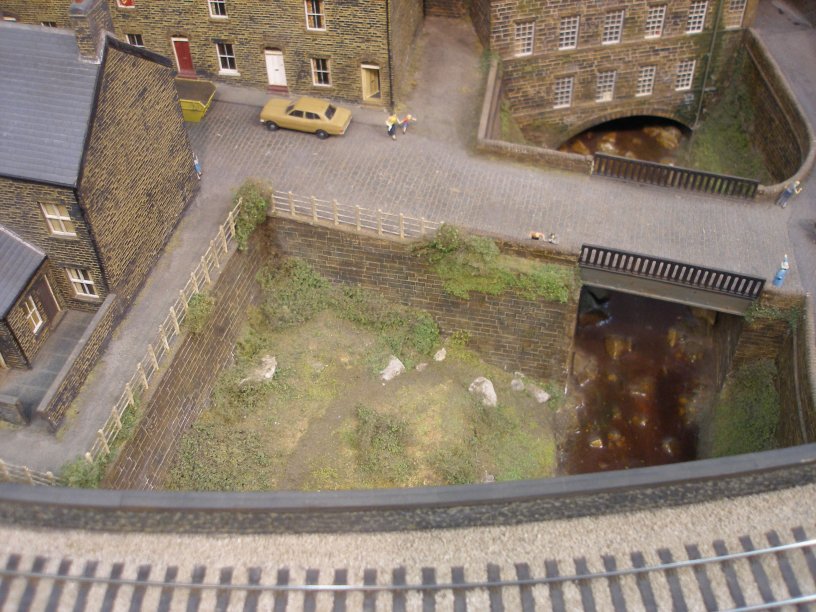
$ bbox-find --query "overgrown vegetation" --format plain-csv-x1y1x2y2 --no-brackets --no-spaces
415,225,574,302
233,179,273,250
61,400,140,488
679,77,772,182
499,100,527,144
255,258,440,368
709,359,780,457
744,301,802,329
184,293,215,334
163,260,559,492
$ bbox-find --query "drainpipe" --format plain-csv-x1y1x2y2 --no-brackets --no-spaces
385,0,395,109
694,0,726,127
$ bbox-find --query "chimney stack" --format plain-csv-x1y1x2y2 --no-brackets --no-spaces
69,0,113,62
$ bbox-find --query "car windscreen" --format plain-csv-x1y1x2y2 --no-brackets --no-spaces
325,105,336,119
286,104,294,113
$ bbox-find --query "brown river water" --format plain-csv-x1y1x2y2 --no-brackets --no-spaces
559,117,689,164
560,288,716,475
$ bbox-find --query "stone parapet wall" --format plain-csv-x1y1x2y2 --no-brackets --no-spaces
38,294,124,429
268,216,578,381
741,30,814,186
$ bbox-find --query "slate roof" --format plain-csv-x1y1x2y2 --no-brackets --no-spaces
0,225,46,318
0,22,100,187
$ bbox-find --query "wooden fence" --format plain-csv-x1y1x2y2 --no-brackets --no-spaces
593,153,759,199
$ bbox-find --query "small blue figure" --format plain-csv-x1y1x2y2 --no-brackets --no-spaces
193,153,202,180
772,254,789,288
776,180,802,208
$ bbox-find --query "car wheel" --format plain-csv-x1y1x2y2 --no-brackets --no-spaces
265,121,279,131
315,130,329,140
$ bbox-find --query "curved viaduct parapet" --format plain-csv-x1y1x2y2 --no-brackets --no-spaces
1,443,814,534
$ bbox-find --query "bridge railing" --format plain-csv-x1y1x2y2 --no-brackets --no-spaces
592,153,759,200
579,244,765,299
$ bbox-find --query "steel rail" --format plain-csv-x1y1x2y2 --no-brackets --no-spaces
2,537,814,594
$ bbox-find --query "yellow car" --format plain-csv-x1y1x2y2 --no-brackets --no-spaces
259,96,352,139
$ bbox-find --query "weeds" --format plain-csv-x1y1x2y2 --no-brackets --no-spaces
744,301,802,329
233,179,272,250
352,404,413,485
415,225,573,302
709,359,780,457
184,293,215,334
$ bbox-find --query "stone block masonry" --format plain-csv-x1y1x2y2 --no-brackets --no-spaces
268,216,578,381
103,235,268,490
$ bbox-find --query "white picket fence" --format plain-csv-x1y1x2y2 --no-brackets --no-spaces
0,190,442,486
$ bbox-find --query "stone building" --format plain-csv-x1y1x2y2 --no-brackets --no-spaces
1,0,425,107
0,2,197,370
467,0,758,147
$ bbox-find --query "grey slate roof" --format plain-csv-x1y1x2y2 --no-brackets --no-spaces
0,225,46,318
0,22,100,187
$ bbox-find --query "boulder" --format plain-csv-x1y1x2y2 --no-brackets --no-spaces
528,384,551,404
433,348,447,362
511,378,525,392
380,356,406,382
469,377,497,407
415,362,428,372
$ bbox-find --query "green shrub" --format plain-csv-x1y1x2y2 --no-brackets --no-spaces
258,259,333,328
415,224,573,302
233,180,272,250
711,359,780,457
184,293,215,334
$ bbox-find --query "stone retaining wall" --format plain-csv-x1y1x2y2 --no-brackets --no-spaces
777,295,816,446
268,216,579,381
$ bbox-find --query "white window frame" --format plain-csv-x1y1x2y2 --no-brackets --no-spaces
645,5,666,38
725,0,747,28
40,202,76,237
686,1,708,34
514,21,535,56
636,65,656,96
126,33,144,47
553,76,574,108
305,0,325,30
596,71,617,102
558,16,580,50
675,59,696,90
24,296,43,334
602,10,625,45
216,42,238,74
66,268,98,298
311,57,331,86
208,0,227,18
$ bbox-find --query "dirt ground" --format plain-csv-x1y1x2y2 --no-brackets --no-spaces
163,310,558,492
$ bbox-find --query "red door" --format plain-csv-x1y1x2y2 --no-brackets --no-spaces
172,38,195,76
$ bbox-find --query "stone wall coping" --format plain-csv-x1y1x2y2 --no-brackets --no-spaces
1,443,814,531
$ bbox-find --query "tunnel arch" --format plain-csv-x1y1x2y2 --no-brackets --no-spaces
556,109,692,149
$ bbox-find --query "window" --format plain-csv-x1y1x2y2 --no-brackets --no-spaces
305,0,325,30
216,42,237,73
558,16,580,50
636,65,656,96
66,268,97,298
686,1,708,33
126,33,144,47
311,58,330,86
41,21,57,27
603,10,625,44
24,297,43,334
645,5,666,38
675,59,695,90
725,0,747,28
209,0,227,17
116,0,135,7
515,21,535,56
553,76,574,108
596,71,617,102
40,203,75,236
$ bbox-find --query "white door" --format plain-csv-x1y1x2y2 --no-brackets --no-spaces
265,50,287,87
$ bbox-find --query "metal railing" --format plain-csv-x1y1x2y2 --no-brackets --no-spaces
270,190,442,239
592,153,759,199
579,244,765,300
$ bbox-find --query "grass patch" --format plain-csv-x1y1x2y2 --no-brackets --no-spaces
184,293,215,334
60,399,141,488
500,100,527,144
415,225,574,302
233,179,272,250
709,359,780,457
351,404,414,486
744,301,802,329
679,79,772,182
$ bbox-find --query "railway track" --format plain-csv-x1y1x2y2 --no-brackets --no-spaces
2,527,815,611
